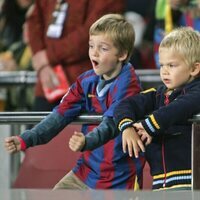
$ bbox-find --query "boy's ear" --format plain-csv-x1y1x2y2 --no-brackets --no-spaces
191,62,200,77
118,51,128,62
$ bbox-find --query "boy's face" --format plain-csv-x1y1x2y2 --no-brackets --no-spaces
89,34,125,80
159,48,195,90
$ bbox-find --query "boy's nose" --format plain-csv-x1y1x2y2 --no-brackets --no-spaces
92,49,99,57
160,65,170,75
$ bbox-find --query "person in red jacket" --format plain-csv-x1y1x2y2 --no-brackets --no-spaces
27,0,124,111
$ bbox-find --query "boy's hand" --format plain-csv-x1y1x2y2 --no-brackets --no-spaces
69,131,85,152
4,136,21,154
122,127,145,158
134,122,152,145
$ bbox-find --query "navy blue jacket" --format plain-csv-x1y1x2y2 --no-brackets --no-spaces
114,77,200,190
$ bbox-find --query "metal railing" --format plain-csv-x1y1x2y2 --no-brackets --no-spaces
0,111,200,190
0,71,36,86
0,112,102,124
0,70,162,87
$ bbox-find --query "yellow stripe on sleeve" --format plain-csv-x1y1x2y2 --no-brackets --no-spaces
150,114,160,130
141,88,156,94
118,118,133,130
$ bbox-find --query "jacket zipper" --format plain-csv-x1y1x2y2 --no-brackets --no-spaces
161,137,167,188
162,93,170,188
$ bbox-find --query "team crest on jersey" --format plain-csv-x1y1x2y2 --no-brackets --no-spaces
88,94,96,98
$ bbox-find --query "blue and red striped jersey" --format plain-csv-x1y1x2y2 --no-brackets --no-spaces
55,63,145,189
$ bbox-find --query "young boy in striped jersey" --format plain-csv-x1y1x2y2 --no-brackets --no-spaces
5,14,145,190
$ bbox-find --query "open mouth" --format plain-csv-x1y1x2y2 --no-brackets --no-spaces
92,60,99,68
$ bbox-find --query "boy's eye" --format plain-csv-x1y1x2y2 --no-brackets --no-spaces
89,44,94,49
169,64,177,68
101,47,108,51
98,43,109,51
159,64,177,68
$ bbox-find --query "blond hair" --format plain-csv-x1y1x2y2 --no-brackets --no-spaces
159,27,200,67
89,13,135,63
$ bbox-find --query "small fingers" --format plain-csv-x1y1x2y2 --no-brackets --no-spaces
5,142,17,153
127,140,134,157
122,138,127,154
4,136,21,153
4,137,12,143
132,142,140,158
74,131,84,137
138,140,145,153
126,139,140,158
69,140,78,152
128,139,145,158
69,132,85,152
69,138,79,152
145,137,152,146
140,134,146,142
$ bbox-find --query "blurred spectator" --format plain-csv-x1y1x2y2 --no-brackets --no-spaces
124,0,156,69
0,22,34,111
0,0,33,52
0,0,33,111
27,0,125,111
154,0,200,67
5,23,34,111
0,23,32,72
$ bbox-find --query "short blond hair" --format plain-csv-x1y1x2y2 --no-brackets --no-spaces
89,13,135,63
159,27,200,67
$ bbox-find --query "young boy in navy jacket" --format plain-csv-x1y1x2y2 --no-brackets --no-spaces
4,14,145,190
113,27,200,191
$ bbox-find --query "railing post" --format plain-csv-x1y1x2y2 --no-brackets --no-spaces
9,124,21,187
192,122,200,190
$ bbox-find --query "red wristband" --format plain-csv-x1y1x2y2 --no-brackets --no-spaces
16,136,27,151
